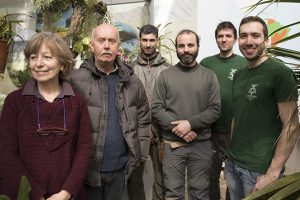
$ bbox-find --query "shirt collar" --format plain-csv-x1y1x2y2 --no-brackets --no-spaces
97,65,119,75
22,78,75,99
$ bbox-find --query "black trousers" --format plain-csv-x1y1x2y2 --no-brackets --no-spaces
209,132,231,200
127,162,146,200
86,168,125,200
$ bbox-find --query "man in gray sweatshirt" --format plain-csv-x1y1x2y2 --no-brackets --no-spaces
152,29,221,200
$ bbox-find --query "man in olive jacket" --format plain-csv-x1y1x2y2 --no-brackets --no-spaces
69,24,150,200
129,24,172,200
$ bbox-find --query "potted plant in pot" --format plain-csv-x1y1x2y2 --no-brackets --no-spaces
0,13,24,76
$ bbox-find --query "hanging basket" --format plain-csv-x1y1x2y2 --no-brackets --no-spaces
0,40,9,74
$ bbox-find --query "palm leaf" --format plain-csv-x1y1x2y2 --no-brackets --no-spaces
267,47,300,60
159,22,172,33
243,172,300,200
245,0,300,15
245,0,274,14
269,179,300,199
268,21,300,38
271,32,300,46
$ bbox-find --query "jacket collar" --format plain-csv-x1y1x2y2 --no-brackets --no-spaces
22,78,75,98
81,55,133,82
136,52,167,66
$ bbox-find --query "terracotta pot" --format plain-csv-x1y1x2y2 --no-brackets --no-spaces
0,40,9,74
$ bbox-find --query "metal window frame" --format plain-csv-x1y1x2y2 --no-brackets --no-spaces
102,0,150,5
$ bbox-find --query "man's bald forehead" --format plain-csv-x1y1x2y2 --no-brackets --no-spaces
91,23,120,41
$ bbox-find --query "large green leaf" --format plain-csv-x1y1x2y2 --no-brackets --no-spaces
243,172,300,200
269,179,300,199
267,47,300,60
268,21,300,39
16,176,31,200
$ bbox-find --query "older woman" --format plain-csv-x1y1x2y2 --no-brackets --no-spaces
0,32,92,200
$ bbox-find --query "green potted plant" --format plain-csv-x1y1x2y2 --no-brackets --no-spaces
0,14,23,76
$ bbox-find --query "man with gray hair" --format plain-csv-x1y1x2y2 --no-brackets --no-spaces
69,23,150,200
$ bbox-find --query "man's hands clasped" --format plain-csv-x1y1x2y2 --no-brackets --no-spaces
171,120,197,142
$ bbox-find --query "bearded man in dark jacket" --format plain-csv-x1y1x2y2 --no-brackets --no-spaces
69,23,150,200
128,24,171,200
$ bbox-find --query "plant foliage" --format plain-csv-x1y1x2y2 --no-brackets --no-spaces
246,0,300,66
243,172,300,200
0,175,31,200
0,14,24,45
32,0,108,58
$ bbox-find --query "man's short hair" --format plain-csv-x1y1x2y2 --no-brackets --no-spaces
215,21,237,39
239,16,268,38
175,29,200,48
139,24,159,38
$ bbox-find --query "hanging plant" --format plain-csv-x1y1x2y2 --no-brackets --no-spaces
33,0,72,13
32,0,108,58
0,13,30,76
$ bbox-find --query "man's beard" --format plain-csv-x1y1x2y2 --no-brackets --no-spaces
141,47,156,57
241,44,265,62
177,50,198,66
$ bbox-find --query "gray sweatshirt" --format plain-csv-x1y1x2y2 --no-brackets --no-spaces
152,63,221,142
